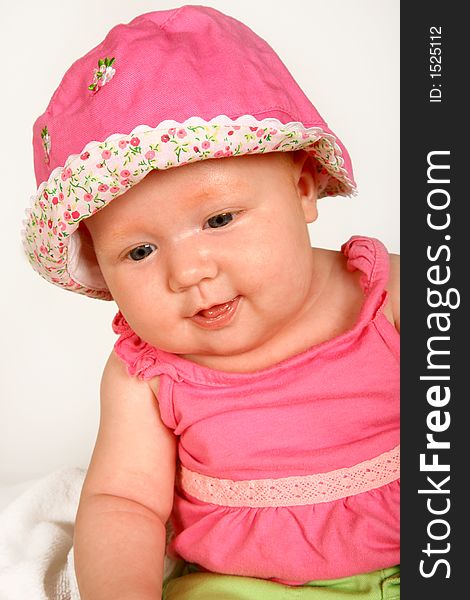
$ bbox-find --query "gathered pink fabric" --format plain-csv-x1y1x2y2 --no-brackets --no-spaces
112,235,400,583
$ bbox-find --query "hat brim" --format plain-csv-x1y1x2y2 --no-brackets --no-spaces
22,115,356,300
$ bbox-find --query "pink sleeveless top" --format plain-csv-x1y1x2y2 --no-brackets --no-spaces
112,236,400,583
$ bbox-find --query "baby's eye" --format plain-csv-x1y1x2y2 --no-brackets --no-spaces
205,212,234,229
127,244,156,261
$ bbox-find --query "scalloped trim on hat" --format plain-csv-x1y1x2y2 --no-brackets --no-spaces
22,115,357,300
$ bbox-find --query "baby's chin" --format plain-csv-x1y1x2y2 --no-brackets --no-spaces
177,330,287,371
176,340,260,361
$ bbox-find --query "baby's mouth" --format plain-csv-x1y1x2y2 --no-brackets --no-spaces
190,296,241,329
197,301,235,318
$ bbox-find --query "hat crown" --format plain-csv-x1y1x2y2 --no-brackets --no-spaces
33,5,330,186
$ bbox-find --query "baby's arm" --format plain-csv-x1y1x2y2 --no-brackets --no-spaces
73,351,176,600
385,253,400,332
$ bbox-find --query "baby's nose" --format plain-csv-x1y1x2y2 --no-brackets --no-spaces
167,240,218,292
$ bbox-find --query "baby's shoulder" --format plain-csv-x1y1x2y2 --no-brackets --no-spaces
102,350,160,402
311,247,363,336
314,244,400,333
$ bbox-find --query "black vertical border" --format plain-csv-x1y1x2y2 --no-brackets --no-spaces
401,2,466,597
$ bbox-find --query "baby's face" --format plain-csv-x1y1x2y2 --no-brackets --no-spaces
85,152,318,368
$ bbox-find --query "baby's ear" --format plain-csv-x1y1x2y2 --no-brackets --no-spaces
291,151,318,223
69,221,109,291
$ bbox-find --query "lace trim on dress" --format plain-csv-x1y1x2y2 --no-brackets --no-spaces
178,445,400,508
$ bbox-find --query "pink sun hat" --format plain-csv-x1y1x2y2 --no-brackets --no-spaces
23,5,356,300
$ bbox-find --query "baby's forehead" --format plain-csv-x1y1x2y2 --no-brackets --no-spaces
162,152,295,186
87,153,295,232
149,154,297,208
136,155,280,203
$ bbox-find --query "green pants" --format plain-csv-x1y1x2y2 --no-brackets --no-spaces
163,564,400,600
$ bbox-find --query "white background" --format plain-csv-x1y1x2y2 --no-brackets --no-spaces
0,0,399,484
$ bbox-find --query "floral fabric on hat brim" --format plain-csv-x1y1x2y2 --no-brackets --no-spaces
22,115,356,300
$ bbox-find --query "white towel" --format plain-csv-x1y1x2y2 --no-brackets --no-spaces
0,468,179,599
0,468,84,600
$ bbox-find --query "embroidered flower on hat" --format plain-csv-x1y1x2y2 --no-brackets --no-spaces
41,126,51,164
88,57,116,93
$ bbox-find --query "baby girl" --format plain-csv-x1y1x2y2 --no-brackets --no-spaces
23,6,400,599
